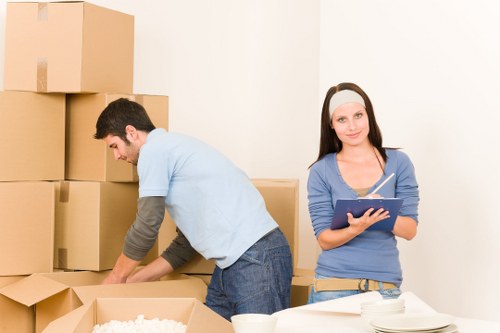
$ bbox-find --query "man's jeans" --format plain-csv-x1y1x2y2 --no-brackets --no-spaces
206,228,293,321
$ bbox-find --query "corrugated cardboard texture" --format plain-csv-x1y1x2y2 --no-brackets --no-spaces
0,182,55,275
4,2,134,93
73,278,207,305
0,276,34,333
54,181,158,271
0,271,106,333
66,93,169,182
290,276,314,307
0,91,65,181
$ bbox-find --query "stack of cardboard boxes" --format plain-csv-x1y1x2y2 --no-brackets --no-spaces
0,1,310,332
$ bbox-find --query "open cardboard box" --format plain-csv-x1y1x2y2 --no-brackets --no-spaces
0,271,207,333
0,276,33,333
43,298,233,333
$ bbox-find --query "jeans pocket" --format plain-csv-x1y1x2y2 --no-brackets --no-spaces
240,247,265,265
380,287,402,299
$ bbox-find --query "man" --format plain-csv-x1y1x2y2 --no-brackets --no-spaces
94,98,292,320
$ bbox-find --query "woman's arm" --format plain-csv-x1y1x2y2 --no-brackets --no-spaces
392,216,417,240
317,208,390,250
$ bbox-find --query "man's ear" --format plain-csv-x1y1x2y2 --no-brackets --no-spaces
125,125,137,140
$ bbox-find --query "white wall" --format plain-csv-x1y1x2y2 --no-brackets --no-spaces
1,0,499,323
320,0,500,322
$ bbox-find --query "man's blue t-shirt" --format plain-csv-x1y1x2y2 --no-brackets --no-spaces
137,129,277,268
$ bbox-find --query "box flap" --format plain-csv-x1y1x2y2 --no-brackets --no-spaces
0,274,69,306
186,299,234,333
42,301,94,333
73,278,207,304
37,270,108,286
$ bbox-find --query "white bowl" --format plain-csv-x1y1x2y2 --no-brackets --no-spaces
361,298,405,312
231,313,278,333
360,299,406,330
361,309,405,330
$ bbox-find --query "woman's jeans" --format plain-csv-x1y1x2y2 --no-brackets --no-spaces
206,228,293,321
308,273,401,304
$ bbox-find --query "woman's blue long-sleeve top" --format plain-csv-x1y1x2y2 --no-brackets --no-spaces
307,149,419,286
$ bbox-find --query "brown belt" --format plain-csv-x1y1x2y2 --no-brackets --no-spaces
313,277,397,292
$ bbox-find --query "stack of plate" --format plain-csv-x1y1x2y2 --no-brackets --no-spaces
360,299,405,328
370,313,458,333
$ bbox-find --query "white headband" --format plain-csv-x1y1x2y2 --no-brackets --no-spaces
329,90,366,120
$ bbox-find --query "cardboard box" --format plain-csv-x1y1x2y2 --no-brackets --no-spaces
54,181,158,271
159,179,299,274
253,179,299,270
0,91,65,181
44,297,233,333
66,93,169,181
0,276,33,333
290,275,314,307
0,181,55,276
4,2,134,93
0,271,207,333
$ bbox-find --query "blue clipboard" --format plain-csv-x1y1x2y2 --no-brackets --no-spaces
330,198,403,231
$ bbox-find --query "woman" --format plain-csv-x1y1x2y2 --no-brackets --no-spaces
307,82,419,303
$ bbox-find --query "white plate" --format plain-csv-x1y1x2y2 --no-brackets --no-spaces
373,323,458,333
371,313,454,331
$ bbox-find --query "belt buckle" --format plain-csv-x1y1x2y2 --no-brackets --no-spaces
358,278,368,292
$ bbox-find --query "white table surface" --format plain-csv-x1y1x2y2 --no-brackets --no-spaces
273,291,500,333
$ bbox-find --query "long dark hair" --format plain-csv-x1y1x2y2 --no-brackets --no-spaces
311,82,387,167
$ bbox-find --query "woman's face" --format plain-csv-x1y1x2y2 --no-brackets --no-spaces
330,102,369,146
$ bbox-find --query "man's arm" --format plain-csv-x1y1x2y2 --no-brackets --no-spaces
102,196,165,284
127,228,197,283
161,228,197,268
102,253,141,284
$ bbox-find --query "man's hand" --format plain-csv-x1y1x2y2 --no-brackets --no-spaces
101,252,140,285
102,270,128,284
127,256,174,283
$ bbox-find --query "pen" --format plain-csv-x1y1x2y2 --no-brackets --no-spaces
368,172,395,196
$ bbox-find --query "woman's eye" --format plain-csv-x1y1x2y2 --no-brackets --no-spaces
354,112,363,119
337,117,346,123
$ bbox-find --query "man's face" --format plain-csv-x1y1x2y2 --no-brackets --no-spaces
104,134,140,166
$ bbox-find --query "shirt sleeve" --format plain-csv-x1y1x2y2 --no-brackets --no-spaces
161,228,197,269
394,151,420,222
307,161,335,238
123,196,166,261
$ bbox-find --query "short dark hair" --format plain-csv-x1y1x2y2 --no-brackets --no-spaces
94,98,156,142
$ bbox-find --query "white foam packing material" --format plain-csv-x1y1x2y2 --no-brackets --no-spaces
92,314,187,333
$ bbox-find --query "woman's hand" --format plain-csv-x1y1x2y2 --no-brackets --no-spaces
317,207,391,250
347,207,390,235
